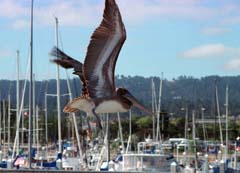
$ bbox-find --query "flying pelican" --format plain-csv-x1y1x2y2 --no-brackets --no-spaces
50,0,152,128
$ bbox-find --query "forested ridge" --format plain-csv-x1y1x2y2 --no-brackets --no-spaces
1,75,240,118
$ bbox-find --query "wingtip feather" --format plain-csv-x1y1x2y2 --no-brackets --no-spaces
63,106,79,113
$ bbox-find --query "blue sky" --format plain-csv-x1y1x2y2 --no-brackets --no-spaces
1,0,240,80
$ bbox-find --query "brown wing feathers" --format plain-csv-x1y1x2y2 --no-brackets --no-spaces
50,46,83,75
50,0,125,98
50,47,88,96
83,0,126,98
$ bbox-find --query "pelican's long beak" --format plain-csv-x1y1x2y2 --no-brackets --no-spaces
123,91,153,115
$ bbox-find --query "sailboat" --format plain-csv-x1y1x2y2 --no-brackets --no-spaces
111,79,181,172
224,86,240,171
4,0,35,169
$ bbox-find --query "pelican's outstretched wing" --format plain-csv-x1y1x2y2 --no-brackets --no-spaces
83,0,126,98
50,47,88,95
50,46,83,76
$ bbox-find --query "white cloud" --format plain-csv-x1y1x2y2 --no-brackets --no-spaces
0,0,26,18
201,27,230,35
11,19,30,29
0,49,12,58
224,59,240,71
0,0,103,28
1,0,240,29
180,44,240,59
35,1,103,27
117,0,216,23
181,43,240,71
0,0,237,26
221,16,240,25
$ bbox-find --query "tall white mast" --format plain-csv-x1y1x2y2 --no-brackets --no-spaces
3,100,6,149
225,85,229,161
151,79,155,140
28,0,34,168
21,107,24,146
117,112,124,154
215,84,223,145
201,107,206,142
36,106,39,156
32,73,36,147
44,93,48,145
184,106,188,156
12,63,29,159
156,73,163,141
55,17,62,153
192,110,198,171
0,99,1,149
107,113,110,162
8,95,11,149
65,72,84,165
16,50,20,155
129,109,132,150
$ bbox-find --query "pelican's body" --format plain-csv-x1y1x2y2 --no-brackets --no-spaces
66,97,129,115
64,88,133,115
50,0,152,128
93,98,130,114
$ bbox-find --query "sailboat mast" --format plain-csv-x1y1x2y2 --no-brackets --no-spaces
129,109,132,149
28,0,34,168
184,106,188,155
107,113,110,162
117,112,124,154
0,99,1,148
36,106,39,156
225,85,229,161
44,93,48,145
151,79,155,140
215,83,223,145
3,100,6,148
55,17,62,153
156,73,163,141
8,95,11,150
192,110,198,171
16,50,20,155
33,74,36,147
201,107,206,142
65,73,84,165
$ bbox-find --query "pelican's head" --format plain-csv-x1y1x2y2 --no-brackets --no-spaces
116,88,153,115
